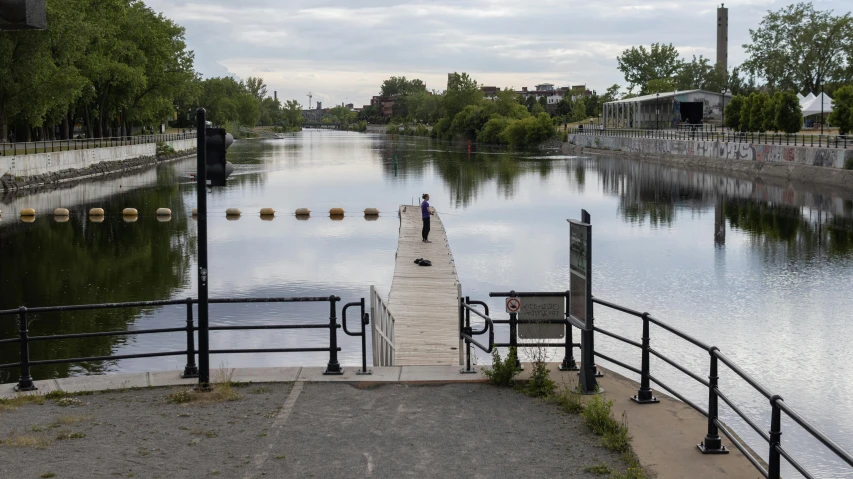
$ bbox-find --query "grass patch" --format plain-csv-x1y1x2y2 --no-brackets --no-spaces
482,347,521,387
581,394,631,453
584,463,613,475
165,367,242,404
56,414,92,425
55,431,86,440
550,383,584,414
40,473,56,478
56,397,84,407
0,394,46,410
522,361,556,398
0,432,51,448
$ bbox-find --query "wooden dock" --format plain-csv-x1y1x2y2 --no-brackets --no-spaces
386,205,460,366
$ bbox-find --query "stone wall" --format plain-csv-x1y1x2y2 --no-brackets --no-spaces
0,138,196,178
568,134,853,169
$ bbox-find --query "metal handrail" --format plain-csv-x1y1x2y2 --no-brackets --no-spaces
590,296,853,478
1,295,357,390
567,127,851,149
0,132,198,157
459,300,495,372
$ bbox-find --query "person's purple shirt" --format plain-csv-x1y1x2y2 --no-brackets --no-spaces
421,200,430,218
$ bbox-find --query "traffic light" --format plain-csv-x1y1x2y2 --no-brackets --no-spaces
205,127,234,186
0,0,46,30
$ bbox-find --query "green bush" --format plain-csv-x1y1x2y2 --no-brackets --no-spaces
500,113,556,147
581,394,631,453
156,142,176,156
523,361,556,398
551,383,583,413
483,347,521,387
829,85,853,135
477,115,509,144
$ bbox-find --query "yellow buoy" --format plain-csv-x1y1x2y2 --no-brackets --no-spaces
90,215,104,223
226,215,240,221
89,208,105,217
225,208,241,216
365,215,379,222
20,208,35,217
260,215,274,222
295,215,310,221
156,208,171,216
260,207,275,216
21,215,35,223
156,215,171,223
330,215,344,221
329,207,344,216
123,216,138,223
53,208,69,217
122,208,138,217
363,208,379,216
55,216,69,223
295,208,310,216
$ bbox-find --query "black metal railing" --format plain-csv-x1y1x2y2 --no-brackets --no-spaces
590,296,853,479
0,294,372,390
568,127,851,149
0,132,197,156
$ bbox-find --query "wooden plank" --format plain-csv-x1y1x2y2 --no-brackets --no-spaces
387,205,461,366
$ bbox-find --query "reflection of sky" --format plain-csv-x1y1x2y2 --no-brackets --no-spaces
5,131,853,477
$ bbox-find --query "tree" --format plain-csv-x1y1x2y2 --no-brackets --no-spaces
747,92,766,132
282,99,303,129
776,91,803,133
645,78,677,94
380,76,426,97
762,92,779,132
675,55,719,91
491,89,528,119
443,72,482,119
571,97,587,122
600,84,622,104
245,77,267,102
742,2,853,93
828,85,853,134
585,92,600,118
725,95,745,130
451,105,486,140
617,43,682,94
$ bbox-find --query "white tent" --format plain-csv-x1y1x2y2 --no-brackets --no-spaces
797,93,805,102
800,92,833,116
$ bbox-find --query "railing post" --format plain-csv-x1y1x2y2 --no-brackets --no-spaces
324,295,343,375
357,297,372,375
509,290,522,369
698,347,729,454
461,296,476,373
559,290,578,371
768,395,783,479
181,297,199,378
631,313,658,404
15,307,37,392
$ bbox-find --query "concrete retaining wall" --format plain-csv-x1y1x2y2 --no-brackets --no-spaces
0,139,195,178
569,134,853,170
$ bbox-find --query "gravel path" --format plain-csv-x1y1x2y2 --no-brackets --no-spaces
0,382,624,478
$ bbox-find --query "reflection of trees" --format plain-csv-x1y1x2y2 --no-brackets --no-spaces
726,199,853,255
0,178,192,380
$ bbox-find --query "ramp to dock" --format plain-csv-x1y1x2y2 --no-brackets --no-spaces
386,205,460,366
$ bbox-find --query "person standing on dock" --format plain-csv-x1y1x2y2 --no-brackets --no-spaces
421,193,433,243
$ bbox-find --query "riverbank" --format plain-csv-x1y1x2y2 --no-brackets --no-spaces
0,148,195,193
565,134,853,191
0,365,759,479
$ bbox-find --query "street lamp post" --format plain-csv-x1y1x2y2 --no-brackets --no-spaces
820,83,824,135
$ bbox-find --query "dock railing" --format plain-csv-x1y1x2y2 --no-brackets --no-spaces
0,294,371,389
460,290,853,479
568,126,852,149
369,286,395,366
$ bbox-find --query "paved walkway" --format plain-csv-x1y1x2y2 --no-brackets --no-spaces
0,366,762,479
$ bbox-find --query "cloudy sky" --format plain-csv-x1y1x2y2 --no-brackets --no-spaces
145,0,848,107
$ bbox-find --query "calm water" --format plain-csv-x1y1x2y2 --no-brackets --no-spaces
2,130,853,477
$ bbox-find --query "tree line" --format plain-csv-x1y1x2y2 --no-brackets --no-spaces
0,0,303,143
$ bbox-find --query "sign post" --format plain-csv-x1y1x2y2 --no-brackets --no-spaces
569,209,598,394
196,108,210,390
517,296,565,340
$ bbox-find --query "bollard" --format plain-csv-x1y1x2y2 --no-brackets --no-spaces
15,307,36,392
631,313,659,403
698,347,728,454
182,298,199,378
324,295,343,375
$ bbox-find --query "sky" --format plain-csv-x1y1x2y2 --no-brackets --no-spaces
145,0,849,108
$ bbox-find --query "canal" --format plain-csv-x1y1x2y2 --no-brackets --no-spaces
2,130,852,477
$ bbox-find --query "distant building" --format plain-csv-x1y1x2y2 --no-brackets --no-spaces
717,4,728,71
602,89,732,129
481,86,499,99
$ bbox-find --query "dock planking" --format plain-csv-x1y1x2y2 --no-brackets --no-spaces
386,205,460,366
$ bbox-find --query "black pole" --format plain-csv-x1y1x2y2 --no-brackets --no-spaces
509,290,521,369
324,295,343,375
560,290,578,371
461,296,475,373
16,307,36,392
768,395,783,479
357,297,371,375
182,297,199,378
698,347,728,453
632,313,658,403
196,108,210,389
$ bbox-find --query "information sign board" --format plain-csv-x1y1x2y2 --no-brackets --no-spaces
568,220,591,329
518,296,565,339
